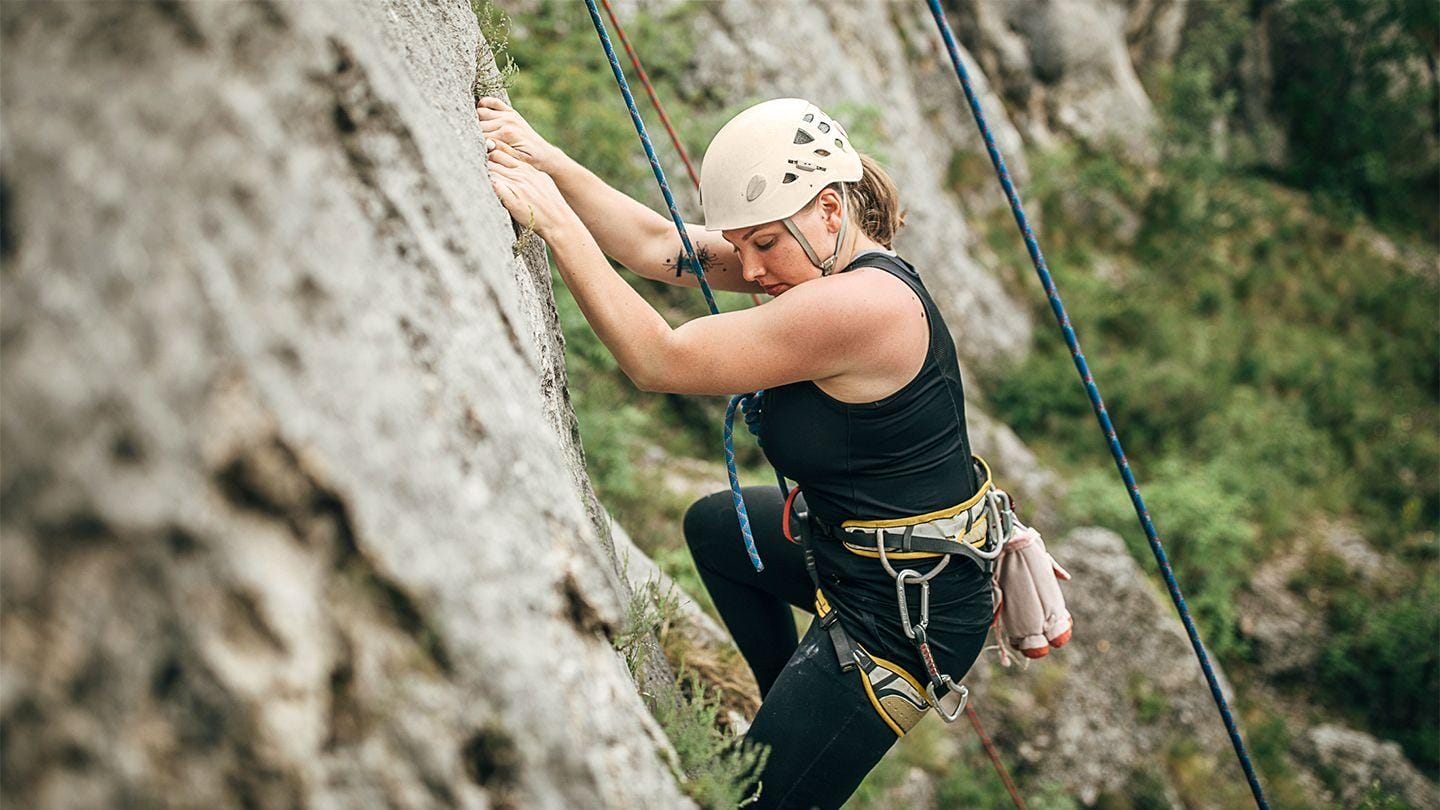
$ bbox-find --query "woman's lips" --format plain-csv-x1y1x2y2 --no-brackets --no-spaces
763,284,787,296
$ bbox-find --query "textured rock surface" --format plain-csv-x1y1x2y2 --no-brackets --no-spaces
1233,550,1321,677
953,0,1186,161
0,1,689,806
1298,724,1440,809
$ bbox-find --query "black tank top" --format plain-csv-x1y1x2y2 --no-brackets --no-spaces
760,251,980,524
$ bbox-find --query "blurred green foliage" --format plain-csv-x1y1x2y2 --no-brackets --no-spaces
1319,573,1440,775
1161,0,1439,238
983,17,1439,771
1271,0,1439,237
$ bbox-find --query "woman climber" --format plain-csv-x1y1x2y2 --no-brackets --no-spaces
480,95,1001,809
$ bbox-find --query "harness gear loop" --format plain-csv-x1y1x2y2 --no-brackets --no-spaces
781,484,803,545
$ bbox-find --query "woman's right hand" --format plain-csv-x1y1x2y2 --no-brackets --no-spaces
477,96,562,174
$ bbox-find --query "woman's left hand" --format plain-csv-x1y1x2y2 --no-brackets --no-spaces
486,139,577,239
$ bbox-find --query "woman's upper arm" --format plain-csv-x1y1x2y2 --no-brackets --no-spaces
631,218,762,295
646,276,878,395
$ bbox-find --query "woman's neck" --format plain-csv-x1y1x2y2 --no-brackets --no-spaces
834,231,889,271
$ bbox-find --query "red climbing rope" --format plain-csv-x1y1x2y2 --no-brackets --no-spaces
598,0,700,188
967,703,1028,809
597,0,764,308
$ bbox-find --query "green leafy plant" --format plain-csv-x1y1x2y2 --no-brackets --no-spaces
473,0,520,98
649,667,768,809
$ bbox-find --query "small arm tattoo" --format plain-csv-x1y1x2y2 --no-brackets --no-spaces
664,244,726,278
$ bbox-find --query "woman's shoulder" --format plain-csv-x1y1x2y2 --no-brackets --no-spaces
797,266,929,350
773,271,916,330
825,261,925,313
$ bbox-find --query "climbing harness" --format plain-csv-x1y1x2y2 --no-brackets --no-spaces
924,1,1270,805
853,645,931,736
786,456,1014,726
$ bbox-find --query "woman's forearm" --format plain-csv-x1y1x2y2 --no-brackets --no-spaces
547,151,669,274
546,216,672,389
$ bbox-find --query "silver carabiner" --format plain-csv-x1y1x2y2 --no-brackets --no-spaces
895,568,924,639
927,677,969,722
992,488,1014,544
877,527,953,579
966,488,1009,561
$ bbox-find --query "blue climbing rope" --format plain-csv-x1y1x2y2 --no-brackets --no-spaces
724,394,765,572
924,2,1270,806
580,0,717,314
583,0,782,572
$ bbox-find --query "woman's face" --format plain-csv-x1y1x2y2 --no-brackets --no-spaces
721,191,840,296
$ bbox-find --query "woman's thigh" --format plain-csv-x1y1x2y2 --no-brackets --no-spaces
683,486,815,612
742,619,900,810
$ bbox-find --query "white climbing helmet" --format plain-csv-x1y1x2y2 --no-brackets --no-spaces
700,98,864,274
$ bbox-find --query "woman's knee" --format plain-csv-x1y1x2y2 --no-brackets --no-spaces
683,490,734,556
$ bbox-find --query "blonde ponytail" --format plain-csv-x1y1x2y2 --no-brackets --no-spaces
805,153,907,249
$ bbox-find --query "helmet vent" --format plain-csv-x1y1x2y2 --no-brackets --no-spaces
745,175,766,201
781,172,798,184
793,129,815,145
802,113,815,123
835,138,845,150
813,148,831,157
818,121,831,133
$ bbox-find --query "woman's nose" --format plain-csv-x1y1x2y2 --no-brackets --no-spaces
742,262,764,282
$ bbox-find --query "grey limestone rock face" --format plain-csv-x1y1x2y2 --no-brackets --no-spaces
1,1,689,807
954,0,1187,163
1298,724,1440,809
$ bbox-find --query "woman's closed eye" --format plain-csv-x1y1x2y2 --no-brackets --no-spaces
756,240,775,251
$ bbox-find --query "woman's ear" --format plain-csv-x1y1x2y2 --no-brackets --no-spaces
821,187,843,232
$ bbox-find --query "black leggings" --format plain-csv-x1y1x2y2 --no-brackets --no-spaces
683,486,992,810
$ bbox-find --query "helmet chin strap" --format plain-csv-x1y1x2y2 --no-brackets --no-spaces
782,183,850,276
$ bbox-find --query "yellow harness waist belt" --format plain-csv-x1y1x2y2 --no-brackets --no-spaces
829,456,1005,564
